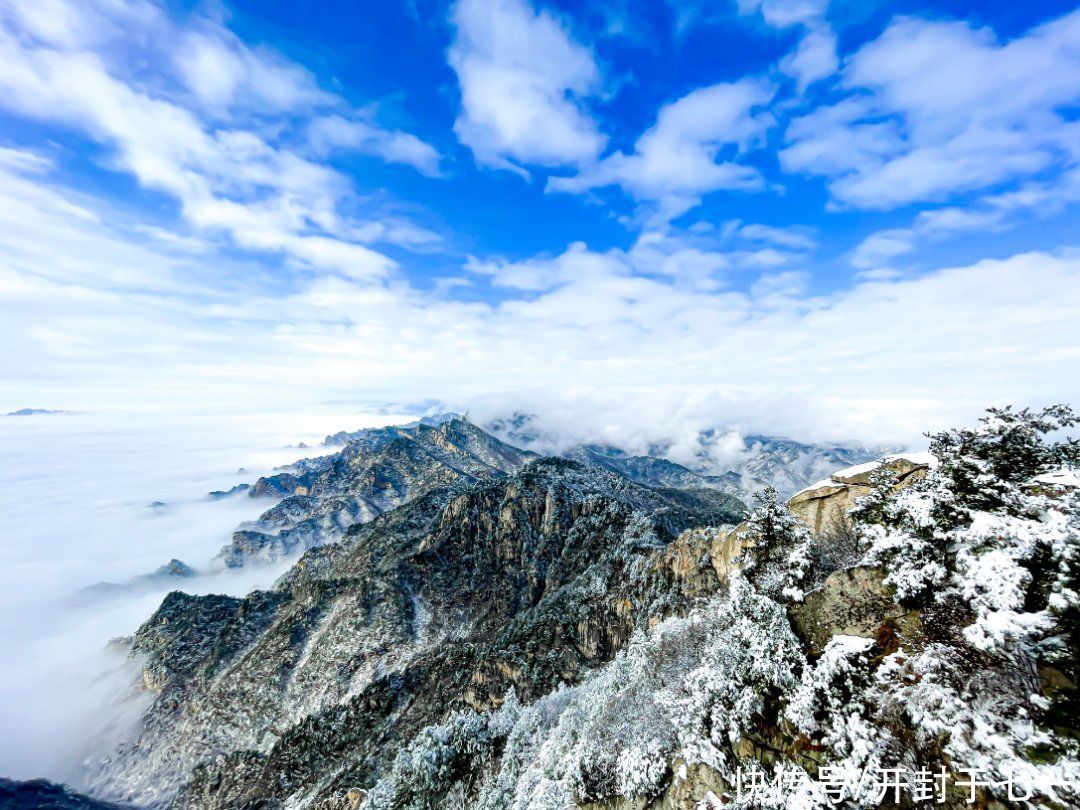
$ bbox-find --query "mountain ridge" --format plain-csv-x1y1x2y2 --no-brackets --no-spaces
86,456,746,807
69,408,1080,809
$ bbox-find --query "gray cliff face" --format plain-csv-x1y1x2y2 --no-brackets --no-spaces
216,418,538,567
89,457,746,808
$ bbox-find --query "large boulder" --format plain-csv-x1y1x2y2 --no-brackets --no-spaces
786,453,934,534
789,565,923,656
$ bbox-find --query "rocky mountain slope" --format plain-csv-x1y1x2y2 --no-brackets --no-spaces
81,407,1079,809
206,414,889,573
87,458,745,807
214,418,536,567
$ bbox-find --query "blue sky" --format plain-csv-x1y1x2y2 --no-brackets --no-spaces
0,0,1078,439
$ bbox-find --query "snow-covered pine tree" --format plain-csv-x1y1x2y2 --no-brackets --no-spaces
742,485,813,601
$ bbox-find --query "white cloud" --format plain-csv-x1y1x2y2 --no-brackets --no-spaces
172,22,332,115
0,405,408,785
0,0,1076,449
0,0,165,50
782,10,1080,209
307,114,441,176
851,229,916,270
739,0,837,95
780,24,837,92
724,220,818,251
1,135,1078,447
0,0,440,280
467,218,814,293
983,165,1080,219
466,240,625,291
852,165,1080,272
2,2,1078,785
737,0,828,29
548,78,776,220
0,144,54,174
449,0,605,171
912,207,1007,237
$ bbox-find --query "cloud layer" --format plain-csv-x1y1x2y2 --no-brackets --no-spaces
0,0,1077,440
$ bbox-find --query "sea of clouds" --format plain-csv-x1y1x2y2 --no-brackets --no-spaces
0,389,999,790
0,405,412,788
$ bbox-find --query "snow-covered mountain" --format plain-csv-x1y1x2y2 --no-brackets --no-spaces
68,406,1079,809
484,411,899,499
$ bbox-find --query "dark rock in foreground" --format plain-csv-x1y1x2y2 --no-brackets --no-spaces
0,778,128,808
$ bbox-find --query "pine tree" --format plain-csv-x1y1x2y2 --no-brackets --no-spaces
742,486,814,601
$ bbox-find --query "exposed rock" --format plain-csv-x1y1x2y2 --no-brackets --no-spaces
644,525,748,603
72,559,198,605
484,412,899,500
561,445,745,497
83,425,957,810
787,453,933,534
789,565,923,656
582,762,729,810
218,418,538,567
85,408,1080,810
206,483,250,500
87,458,745,808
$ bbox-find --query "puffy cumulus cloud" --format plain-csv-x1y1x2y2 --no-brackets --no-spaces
548,78,776,220
448,0,605,172
782,9,1080,210
0,0,440,280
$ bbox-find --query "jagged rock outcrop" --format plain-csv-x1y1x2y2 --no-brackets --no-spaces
561,446,743,496
216,418,537,567
73,559,197,605
217,413,895,573
786,452,933,534
640,454,932,602
83,408,1080,810
788,565,923,656
90,445,921,809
